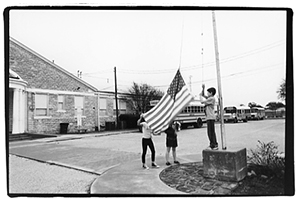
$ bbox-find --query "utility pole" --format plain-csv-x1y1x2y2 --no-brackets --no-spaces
114,66,119,129
212,11,227,150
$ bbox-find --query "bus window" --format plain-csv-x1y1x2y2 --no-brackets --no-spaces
187,107,191,113
201,107,205,113
224,107,236,113
194,106,198,113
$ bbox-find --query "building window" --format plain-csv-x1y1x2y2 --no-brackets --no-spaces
100,98,107,109
58,95,65,110
35,94,48,116
113,99,127,114
99,98,107,115
74,96,84,116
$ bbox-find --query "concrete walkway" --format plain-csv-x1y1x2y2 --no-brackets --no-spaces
90,155,188,194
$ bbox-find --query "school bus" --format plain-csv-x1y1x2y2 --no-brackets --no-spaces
223,106,250,123
250,107,265,120
174,100,206,129
142,100,206,130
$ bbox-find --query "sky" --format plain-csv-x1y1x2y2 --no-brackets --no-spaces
8,7,287,107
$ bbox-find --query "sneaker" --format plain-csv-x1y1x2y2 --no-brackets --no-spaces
166,162,171,166
142,164,149,170
207,146,218,150
152,163,160,168
174,161,180,164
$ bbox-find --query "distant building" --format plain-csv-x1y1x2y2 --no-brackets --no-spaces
8,37,132,135
265,107,286,118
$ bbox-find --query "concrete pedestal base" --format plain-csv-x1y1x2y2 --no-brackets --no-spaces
202,148,247,182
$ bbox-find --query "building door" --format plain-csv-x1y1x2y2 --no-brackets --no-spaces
9,89,13,134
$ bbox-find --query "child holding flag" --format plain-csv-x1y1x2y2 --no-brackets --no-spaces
137,114,160,170
164,121,181,166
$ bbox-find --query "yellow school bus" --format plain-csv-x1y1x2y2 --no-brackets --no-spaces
175,101,206,129
250,107,265,120
223,106,250,123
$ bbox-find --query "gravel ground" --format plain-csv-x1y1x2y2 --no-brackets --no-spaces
8,154,98,194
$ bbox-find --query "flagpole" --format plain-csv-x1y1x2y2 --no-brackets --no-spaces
212,11,227,150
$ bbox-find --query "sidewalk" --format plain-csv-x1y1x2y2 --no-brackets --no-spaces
90,155,187,194
90,153,239,195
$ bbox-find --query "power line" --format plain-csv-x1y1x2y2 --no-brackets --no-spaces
83,74,111,80
80,40,284,77
95,62,284,90
86,61,284,92
118,68,176,74
116,40,285,74
181,40,285,72
191,62,284,85
83,69,112,75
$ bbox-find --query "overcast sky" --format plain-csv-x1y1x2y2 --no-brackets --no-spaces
9,8,287,107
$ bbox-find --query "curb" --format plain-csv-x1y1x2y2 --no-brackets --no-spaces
45,129,140,142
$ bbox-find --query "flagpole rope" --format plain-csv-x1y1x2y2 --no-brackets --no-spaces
178,17,185,70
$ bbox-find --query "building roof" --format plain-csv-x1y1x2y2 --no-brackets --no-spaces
10,37,99,92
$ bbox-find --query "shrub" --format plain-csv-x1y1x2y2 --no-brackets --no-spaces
248,140,285,178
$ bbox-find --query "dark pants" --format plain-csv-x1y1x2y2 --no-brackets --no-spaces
142,138,155,164
207,120,218,148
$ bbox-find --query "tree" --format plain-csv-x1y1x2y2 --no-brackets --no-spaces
127,82,164,114
277,79,286,101
266,102,285,110
248,102,263,108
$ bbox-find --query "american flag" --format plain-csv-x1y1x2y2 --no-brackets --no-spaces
143,69,194,134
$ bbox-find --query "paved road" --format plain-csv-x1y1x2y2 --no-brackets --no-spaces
8,119,285,194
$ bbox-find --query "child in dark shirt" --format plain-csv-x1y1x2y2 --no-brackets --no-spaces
164,121,181,165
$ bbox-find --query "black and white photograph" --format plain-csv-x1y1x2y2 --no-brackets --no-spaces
4,1,294,197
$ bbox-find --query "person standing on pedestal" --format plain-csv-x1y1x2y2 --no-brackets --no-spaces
200,84,218,150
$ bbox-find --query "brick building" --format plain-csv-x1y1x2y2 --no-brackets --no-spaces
8,37,133,135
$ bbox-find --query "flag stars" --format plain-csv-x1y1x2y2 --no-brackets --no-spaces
167,70,185,99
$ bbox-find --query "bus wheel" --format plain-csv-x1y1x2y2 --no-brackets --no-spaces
181,124,187,129
195,118,203,128
234,118,238,123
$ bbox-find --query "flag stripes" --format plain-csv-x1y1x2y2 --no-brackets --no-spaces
143,95,173,129
169,86,194,120
143,70,193,134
